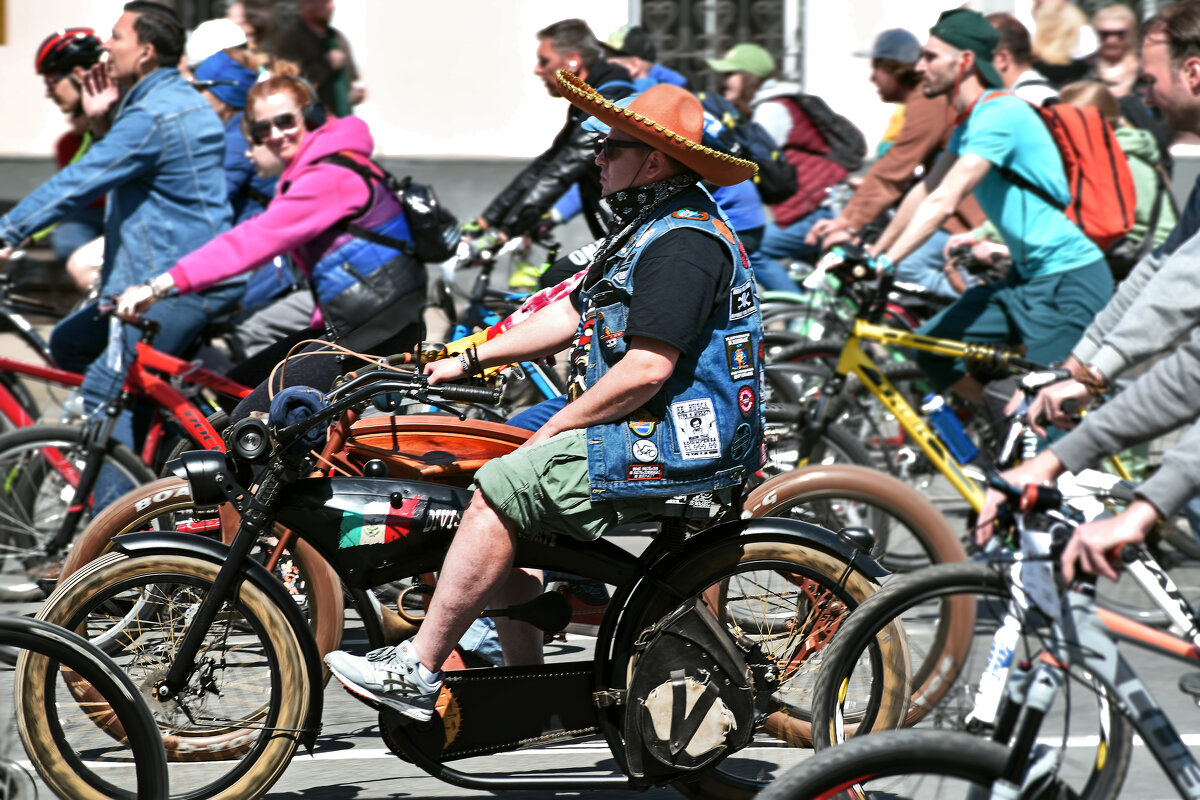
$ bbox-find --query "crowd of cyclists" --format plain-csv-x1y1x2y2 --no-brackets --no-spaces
7,0,1200,792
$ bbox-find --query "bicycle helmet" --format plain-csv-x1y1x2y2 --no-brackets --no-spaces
36,28,103,76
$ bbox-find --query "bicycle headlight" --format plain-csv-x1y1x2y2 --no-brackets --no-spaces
227,417,272,463
166,450,239,506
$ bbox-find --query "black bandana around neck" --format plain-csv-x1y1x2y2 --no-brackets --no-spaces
586,172,699,286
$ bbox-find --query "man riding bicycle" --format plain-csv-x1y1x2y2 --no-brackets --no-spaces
866,10,1111,404
324,77,764,722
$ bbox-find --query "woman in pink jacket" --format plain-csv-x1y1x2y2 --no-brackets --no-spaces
117,73,425,418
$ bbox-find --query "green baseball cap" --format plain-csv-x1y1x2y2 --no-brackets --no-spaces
929,8,1003,88
706,43,776,78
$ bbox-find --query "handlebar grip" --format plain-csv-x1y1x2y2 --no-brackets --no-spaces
436,383,502,404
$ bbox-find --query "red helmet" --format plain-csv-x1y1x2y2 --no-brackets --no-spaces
35,28,103,76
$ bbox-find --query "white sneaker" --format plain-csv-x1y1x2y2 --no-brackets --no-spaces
324,640,440,722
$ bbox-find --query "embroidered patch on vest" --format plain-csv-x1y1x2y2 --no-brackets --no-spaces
738,385,755,416
730,281,755,320
601,326,624,349
632,439,659,463
725,332,755,380
628,408,657,437
628,464,664,480
711,217,735,244
672,207,710,221
671,398,720,461
730,423,754,461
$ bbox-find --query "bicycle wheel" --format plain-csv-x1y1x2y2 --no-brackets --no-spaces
754,729,1025,800
0,423,155,580
743,464,967,574
2,615,168,799
61,476,345,673
21,550,311,800
809,562,1132,800
613,539,909,799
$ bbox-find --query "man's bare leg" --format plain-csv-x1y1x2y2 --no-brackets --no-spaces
491,567,545,666
411,490,538,670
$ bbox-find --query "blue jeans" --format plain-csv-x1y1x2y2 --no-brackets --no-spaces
757,208,835,293
49,286,243,507
895,230,958,299
507,394,568,432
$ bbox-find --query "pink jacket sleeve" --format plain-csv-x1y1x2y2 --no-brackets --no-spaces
169,162,371,294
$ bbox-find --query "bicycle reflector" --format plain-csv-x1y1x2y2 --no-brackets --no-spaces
228,417,272,463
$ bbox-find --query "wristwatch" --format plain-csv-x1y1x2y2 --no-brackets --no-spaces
147,275,175,300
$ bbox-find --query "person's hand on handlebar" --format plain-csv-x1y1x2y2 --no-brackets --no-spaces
1061,500,1158,583
423,354,467,386
115,274,175,322
942,231,977,258
805,217,850,247
975,450,1064,546
1027,379,1093,437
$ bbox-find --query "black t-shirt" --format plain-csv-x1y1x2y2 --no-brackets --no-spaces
571,228,735,355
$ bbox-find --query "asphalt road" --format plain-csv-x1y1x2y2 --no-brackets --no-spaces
4,312,1200,799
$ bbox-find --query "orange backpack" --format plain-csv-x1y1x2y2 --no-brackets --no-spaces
982,93,1136,250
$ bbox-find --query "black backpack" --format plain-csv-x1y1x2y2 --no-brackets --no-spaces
789,94,867,173
696,91,799,204
318,153,461,263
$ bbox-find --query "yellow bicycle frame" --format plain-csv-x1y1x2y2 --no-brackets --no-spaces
833,320,989,512
825,319,1133,512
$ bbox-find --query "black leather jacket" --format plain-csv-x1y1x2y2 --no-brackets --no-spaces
481,60,634,239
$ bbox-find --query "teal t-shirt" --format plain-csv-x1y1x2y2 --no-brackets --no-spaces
948,91,1102,278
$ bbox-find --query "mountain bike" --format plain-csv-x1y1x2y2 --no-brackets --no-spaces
23,365,900,800
791,476,1200,800
433,236,565,418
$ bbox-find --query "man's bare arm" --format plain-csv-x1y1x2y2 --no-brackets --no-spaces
870,150,957,257
425,296,579,385
530,337,679,444
879,153,990,266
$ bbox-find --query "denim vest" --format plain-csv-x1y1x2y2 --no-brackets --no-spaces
0,68,231,296
575,186,765,499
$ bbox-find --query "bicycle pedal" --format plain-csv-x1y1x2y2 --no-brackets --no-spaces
1178,671,1200,700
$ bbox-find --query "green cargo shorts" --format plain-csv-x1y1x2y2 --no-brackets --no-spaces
474,429,665,542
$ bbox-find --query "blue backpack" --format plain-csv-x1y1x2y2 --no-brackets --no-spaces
696,91,799,204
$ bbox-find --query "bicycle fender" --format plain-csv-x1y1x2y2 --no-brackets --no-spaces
679,517,889,580
111,531,324,750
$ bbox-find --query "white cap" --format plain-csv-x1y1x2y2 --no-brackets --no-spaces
186,18,246,68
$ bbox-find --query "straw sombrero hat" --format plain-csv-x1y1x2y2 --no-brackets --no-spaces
556,69,757,187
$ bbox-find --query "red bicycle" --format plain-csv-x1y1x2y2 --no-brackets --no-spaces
0,306,251,587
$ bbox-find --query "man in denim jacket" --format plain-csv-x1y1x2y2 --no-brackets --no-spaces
324,77,765,724
0,2,241,503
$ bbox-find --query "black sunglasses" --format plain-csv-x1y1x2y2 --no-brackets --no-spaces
249,112,300,145
1098,28,1129,39
592,136,651,159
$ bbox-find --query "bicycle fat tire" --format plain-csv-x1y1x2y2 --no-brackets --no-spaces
22,550,310,800
60,476,344,675
4,615,169,800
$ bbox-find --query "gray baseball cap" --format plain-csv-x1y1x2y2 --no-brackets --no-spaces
853,28,921,64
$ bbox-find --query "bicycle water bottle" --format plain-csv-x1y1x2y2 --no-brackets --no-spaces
965,611,1021,726
921,394,979,464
